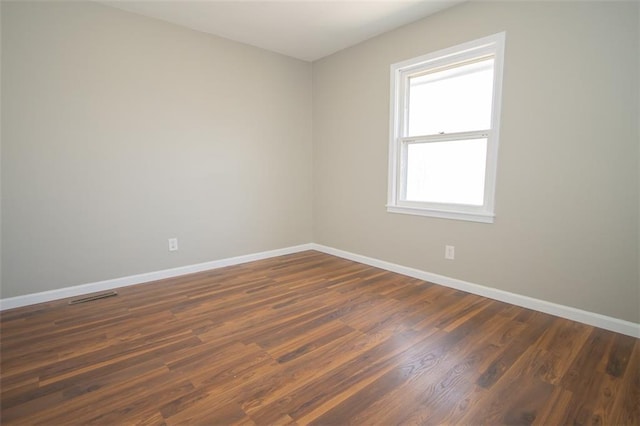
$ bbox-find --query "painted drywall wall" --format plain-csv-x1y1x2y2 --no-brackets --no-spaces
0,1,3,292
2,1,639,325
1,1,313,298
313,1,640,323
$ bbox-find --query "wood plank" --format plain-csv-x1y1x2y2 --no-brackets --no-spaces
604,332,637,378
610,340,640,425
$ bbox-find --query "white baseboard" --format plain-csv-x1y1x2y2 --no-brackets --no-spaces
0,244,314,311
2,242,638,338
310,243,640,338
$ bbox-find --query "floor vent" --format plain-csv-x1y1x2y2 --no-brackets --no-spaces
68,291,118,305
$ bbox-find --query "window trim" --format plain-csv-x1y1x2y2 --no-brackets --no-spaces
387,32,506,224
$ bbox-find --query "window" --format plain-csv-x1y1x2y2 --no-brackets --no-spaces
387,33,505,223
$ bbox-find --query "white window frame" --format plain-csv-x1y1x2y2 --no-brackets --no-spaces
387,32,506,223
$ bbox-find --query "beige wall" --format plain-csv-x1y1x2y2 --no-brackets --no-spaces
2,1,639,324
0,1,3,295
313,1,640,323
1,2,313,297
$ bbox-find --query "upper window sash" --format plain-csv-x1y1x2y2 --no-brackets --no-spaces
400,55,496,139
390,34,504,141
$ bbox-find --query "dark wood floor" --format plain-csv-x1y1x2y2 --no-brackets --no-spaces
1,251,638,425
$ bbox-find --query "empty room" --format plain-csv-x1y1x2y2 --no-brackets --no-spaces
1,0,639,424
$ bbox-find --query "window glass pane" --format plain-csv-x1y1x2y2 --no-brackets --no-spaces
407,58,494,136
405,139,487,205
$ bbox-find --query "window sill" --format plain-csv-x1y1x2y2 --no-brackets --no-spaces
386,205,495,223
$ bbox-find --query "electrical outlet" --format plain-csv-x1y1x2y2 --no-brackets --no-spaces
445,245,455,260
168,238,178,252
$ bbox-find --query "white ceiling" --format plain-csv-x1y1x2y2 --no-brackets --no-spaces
103,1,464,62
